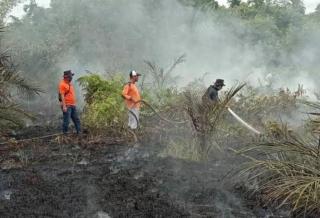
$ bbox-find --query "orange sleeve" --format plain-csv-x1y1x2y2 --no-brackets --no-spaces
122,84,131,100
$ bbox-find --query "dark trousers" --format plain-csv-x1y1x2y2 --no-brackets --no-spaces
63,106,81,134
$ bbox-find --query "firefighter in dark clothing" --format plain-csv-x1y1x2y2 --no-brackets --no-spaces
202,79,225,105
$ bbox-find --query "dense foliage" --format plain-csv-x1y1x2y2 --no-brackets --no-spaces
1,0,319,108
77,73,126,133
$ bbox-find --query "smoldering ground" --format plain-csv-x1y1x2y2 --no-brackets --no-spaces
0,131,282,217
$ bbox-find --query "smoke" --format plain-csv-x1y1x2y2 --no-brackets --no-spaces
3,1,319,214
2,0,319,115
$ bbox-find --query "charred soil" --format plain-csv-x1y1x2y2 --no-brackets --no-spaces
0,130,284,218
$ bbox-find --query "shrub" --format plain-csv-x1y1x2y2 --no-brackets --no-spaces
78,73,126,133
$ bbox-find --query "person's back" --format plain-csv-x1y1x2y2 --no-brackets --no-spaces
202,79,225,106
202,85,218,104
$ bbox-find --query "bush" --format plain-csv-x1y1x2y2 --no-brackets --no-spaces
78,73,126,133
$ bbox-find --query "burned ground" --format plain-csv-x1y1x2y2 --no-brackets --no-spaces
0,131,285,218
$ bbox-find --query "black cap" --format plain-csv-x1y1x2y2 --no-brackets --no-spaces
63,70,74,77
214,79,225,86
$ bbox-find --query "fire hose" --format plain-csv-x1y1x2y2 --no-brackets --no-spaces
0,103,260,145
132,100,261,135
130,100,187,127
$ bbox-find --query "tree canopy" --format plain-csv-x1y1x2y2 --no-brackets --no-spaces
2,0,319,97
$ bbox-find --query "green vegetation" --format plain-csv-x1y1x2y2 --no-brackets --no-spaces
236,134,320,217
2,0,320,101
0,0,320,216
77,73,126,134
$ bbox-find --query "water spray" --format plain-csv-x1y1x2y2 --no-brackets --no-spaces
227,107,261,135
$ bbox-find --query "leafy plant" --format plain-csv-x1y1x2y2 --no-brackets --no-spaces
78,73,127,133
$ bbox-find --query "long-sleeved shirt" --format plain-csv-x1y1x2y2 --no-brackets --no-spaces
202,85,219,105
207,85,218,102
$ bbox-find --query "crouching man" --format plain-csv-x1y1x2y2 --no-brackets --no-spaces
122,70,141,129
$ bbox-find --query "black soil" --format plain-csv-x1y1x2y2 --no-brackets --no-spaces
0,133,283,218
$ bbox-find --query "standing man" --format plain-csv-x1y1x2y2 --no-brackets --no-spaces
202,79,225,105
58,70,81,134
122,70,141,129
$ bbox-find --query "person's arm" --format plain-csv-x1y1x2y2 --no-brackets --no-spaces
60,94,67,112
122,84,132,100
59,84,67,112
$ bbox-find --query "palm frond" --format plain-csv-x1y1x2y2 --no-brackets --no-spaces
0,68,42,97
144,54,186,90
0,27,41,131
236,135,320,216
301,100,320,111
183,83,245,159
165,54,186,77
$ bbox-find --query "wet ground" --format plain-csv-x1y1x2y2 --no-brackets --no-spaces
0,131,286,218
